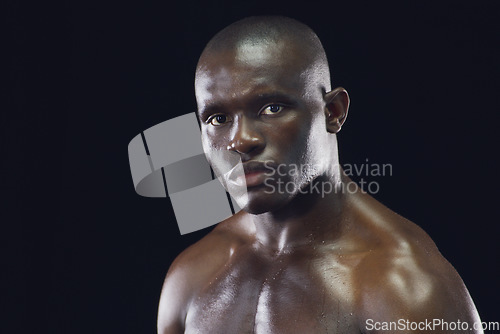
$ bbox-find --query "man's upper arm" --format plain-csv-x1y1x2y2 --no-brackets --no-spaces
157,261,191,334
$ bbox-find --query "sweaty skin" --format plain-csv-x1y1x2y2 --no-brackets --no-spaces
158,17,482,334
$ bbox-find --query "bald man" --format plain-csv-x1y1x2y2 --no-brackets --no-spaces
158,17,482,333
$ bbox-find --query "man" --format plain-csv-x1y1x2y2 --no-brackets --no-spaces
158,16,482,333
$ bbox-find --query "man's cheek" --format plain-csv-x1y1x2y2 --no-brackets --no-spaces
205,149,241,177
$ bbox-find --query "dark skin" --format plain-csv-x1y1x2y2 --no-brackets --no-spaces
158,33,482,334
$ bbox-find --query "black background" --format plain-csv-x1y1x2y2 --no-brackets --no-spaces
4,0,499,333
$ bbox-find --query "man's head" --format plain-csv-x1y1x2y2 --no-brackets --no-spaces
195,16,349,214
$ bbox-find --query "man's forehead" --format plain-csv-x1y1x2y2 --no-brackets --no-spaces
195,64,306,111
196,67,268,99
196,43,308,93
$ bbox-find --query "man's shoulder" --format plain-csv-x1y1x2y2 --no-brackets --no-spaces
354,211,480,331
163,211,252,287
173,211,252,269
360,206,459,292
358,226,456,297
157,212,252,333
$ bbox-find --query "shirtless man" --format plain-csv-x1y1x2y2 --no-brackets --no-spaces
158,16,482,333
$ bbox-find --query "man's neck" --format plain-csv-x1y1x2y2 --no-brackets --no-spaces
246,174,350,254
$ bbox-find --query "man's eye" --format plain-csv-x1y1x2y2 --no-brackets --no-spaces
261,104,283,115
208,114,229,126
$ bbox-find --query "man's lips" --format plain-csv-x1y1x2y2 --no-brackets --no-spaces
227,160,277,188
242,171,267,187
242,160,277,175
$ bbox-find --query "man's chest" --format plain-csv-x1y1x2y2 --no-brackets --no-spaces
184,250,363,333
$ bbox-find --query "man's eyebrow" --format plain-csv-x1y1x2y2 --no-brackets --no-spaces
198,103,224,120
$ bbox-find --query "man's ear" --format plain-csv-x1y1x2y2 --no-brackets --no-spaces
324,87,350,133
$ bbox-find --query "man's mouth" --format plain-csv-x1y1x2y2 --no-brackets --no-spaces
227,160,277,188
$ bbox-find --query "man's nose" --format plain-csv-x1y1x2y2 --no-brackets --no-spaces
227,117,265,157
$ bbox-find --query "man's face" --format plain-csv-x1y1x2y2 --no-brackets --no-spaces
196,40,333,214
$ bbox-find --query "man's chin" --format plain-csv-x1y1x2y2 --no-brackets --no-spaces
235,191,290,215
240,203,270,215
